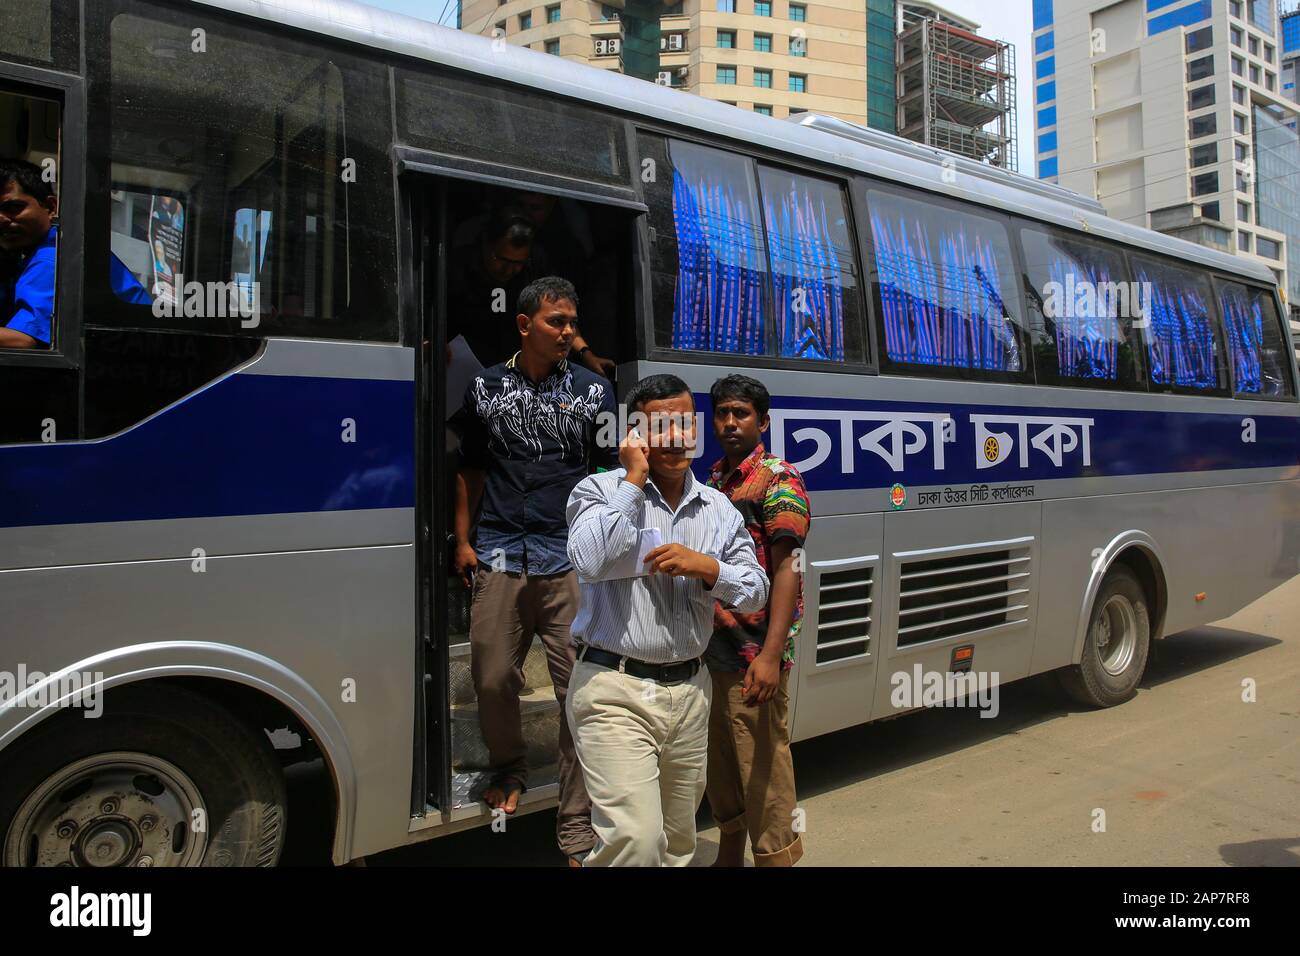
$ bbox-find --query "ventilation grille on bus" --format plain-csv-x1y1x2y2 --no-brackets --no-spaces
896,544,1032,647
815,565,873,664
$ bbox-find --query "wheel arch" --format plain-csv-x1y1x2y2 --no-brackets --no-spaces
0,642,356,864
1071,531,1168,666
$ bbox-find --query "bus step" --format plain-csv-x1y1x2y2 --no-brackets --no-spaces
447,637,556,707
449,684,562,773
451,762,560,809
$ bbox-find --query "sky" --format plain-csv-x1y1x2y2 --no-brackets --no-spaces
358,0,1039,175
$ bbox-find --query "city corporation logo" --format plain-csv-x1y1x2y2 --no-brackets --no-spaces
983,435,1001,463
890,483,907,510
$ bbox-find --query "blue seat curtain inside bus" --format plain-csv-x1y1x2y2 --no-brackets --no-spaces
1022,229,1125,381
867,189,1022,372
1131,257,1219,390
668,141,768,354
1045,247,1118,380
759,171,849,361
1218,281,1289,396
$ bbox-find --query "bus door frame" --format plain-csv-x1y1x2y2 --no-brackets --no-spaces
395,145,646,816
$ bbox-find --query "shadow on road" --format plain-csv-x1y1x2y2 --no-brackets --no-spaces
1219,835,1300,866
284,622,1280,866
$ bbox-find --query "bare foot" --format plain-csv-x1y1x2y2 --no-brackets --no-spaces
711,831,747,868
482,777,524,814
567,856,583,868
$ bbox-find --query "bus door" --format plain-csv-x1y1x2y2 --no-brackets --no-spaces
401,156,645,814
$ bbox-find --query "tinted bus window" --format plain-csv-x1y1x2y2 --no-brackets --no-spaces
866,186,1027,375
756,165,865,363
642,135,770,355
1130,254,1227,392
1020,226,1142,389
398,70,627,186
1217,280,1295,397
93,4,398,340
1,0,78,71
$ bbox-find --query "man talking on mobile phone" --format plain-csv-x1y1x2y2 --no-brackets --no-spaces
564,373,768,866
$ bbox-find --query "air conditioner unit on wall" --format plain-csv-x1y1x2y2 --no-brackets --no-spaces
608,38,621,53
595,39,607,55
660,36,668,50
656,71,673,85
668,34,684,50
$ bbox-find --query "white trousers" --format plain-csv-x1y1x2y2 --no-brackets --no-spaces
565,659,712,867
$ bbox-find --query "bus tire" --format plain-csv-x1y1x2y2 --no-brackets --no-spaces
0,683,286,867
1058,565,1151,708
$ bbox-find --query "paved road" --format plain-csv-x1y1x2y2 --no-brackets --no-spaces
289,577,1300,866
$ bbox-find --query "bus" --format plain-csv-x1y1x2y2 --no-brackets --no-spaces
1,0,1297,867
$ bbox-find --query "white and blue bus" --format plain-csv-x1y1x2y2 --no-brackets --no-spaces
0,0,1296,866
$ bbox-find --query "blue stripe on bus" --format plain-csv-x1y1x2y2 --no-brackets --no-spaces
0,373,415,529
694,394,1300,493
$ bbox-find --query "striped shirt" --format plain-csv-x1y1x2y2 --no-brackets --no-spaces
566,467,769,664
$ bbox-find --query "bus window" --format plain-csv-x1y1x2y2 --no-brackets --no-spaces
1217,280,1295,398
865,186,1028,376
756,165,866,363
641,134,770,356
1130,254,1227,393
1019,226,1143,390
0,90,61,351
98,6,397,340
1,0,80,72
109,188,182,306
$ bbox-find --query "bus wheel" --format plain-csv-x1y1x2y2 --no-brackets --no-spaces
1058,565,1151,708
0,684,285,867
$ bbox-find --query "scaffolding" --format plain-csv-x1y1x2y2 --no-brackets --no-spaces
896,16,1018,171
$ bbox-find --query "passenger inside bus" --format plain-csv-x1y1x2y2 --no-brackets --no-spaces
0,159,58,349
445,191,616,376
0,153,154,351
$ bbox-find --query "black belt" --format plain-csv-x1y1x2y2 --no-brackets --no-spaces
578,646,701,684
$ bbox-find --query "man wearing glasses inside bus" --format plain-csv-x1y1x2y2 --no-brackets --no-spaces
450,276,616,866
704,374,810,867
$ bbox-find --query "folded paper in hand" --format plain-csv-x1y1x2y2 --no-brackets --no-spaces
580,527,663,583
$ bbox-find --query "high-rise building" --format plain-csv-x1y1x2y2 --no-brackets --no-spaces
1032,0,1300,340
459,1,879,122
896,2,1019,169
1281,6,1300,100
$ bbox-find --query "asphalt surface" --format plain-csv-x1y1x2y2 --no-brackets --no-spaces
284,576,1300,866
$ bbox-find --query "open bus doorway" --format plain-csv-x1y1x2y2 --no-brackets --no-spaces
414,172,641,815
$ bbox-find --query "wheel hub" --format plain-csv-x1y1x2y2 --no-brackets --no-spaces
3,752,208,867
1097,594,1138,677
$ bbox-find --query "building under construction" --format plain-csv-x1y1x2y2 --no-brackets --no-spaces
896,7,1018,171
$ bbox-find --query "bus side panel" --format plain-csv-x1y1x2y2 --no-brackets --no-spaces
0,535,416,861
1033,479,1300,674
790,512,883,743
870,501,1043,722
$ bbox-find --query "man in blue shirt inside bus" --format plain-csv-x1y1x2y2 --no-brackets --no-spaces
1,158,150,349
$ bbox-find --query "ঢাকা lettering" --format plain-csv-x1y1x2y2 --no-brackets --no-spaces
766,408,1096,477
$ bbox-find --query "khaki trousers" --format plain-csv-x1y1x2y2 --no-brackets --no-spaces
469,568,593,858
705,670,804,867
565,658,712,867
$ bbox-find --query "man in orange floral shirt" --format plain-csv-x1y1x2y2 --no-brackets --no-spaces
705,374,811,867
